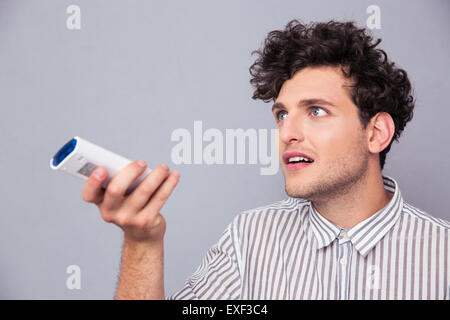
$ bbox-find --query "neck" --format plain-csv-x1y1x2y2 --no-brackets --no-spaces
311,167,393,229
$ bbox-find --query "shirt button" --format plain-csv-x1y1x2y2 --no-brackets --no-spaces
341,231,349,240
340,258,347,265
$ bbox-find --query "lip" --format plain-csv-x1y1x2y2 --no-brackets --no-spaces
282,151,314,165
286,161,313,171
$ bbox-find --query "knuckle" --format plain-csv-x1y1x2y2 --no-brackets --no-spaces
137,166,168,194
136,218,149,229
155,190,169,202
81,192,91,202
153,214,165,227
81,184,95,202
106,184,122,197
156,172,169,184
140,182,155,194
116,215,131,227
101,213,113,223
100,209,113,223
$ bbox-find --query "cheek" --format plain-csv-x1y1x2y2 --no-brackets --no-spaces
308,120,364,157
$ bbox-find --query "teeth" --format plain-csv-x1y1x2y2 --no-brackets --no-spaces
288,156,312,163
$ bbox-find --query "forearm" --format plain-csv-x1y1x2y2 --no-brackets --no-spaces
114,237,165,300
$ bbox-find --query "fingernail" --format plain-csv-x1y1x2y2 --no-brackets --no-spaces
161,163,169,170
94,168,105,180
138,160,147,167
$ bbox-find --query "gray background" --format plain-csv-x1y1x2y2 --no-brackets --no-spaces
0,0,449,299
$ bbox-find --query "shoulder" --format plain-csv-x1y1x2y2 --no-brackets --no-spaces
397,201,450,243
401,201,450,230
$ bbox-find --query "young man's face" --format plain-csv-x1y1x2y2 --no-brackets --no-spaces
273,66,370,201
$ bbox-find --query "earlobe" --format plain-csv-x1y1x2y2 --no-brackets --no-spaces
368,112,395,153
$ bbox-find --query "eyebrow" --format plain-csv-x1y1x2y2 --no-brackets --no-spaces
271,98,337,113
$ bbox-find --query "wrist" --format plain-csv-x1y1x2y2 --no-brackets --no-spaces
123,234,164,250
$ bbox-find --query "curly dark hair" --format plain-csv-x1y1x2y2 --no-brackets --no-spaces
249,19,415,170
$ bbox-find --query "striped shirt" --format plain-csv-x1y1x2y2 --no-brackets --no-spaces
167,176,450,300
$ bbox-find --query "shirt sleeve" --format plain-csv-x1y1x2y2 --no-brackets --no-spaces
166,220,242,300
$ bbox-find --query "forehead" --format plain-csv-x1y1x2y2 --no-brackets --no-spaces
275,66,354,106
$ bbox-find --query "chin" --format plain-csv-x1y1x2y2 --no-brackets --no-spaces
284,183,313,200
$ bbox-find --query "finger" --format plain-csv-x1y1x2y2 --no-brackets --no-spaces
81,166,107,205
138,170,180,224
124,163,170,211
103,160,148,211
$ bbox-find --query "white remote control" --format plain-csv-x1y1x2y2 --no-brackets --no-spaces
50,136,152,195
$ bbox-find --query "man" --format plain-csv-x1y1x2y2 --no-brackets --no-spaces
81,20,449,299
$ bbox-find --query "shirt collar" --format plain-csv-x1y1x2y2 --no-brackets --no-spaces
307,175,403,257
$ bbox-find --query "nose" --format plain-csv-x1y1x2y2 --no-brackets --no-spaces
278,112,305,145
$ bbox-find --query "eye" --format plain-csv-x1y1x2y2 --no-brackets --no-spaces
310,107,328,117
275,110,288,121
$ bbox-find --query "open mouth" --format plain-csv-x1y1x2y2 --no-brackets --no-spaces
283,152,314,170
287,156,314,164
286,158,314,170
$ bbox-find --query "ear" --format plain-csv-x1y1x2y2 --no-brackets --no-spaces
367,112,395,154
